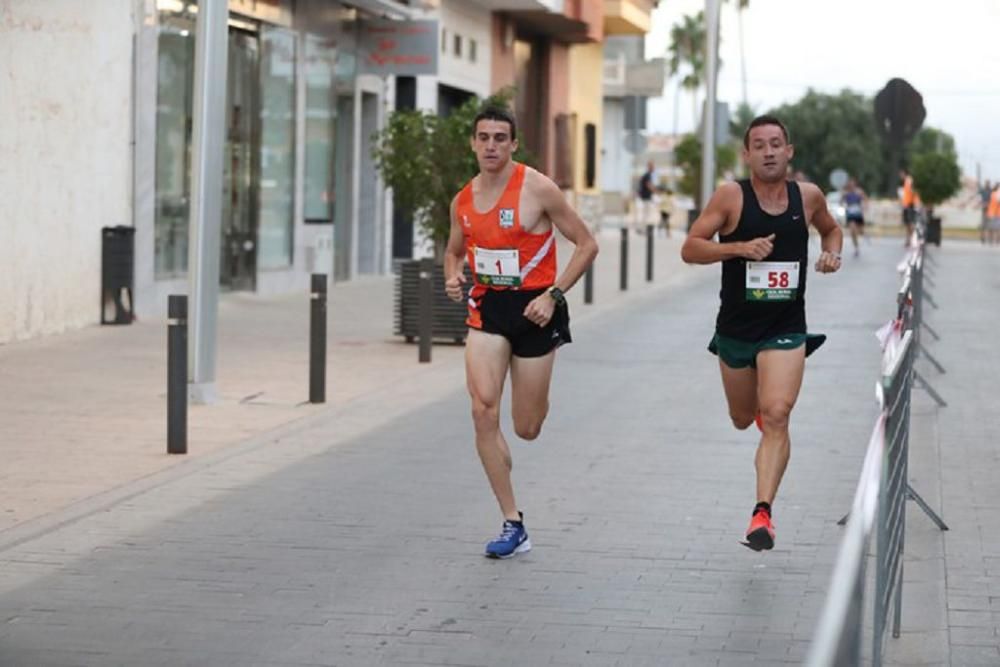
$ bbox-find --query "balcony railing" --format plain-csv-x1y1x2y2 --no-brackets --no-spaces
463,0,563,12
603,54,666,97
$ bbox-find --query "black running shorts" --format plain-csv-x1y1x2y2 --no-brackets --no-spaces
472,288,572,358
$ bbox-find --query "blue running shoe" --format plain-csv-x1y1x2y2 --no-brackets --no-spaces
484,516,531,559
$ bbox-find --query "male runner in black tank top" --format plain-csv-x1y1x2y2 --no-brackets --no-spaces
681,115,843,551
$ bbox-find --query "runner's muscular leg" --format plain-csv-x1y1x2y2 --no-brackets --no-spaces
719,361,758,430
465,329,519,521
754,346,805,504
510,350,556,441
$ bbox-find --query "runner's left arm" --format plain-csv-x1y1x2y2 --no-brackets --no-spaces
522,171,599,325
536,173,599,295
804,183,844,273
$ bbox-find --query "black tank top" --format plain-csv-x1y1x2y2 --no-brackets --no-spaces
716,179,808,341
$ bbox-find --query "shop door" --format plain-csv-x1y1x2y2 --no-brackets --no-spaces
220,29,260,290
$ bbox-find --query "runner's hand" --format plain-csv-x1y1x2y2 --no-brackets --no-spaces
815,251,842,273
444,272,466,302
523,293,555,327
741,234,775,261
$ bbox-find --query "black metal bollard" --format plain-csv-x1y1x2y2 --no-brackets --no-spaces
418,257,433,363
309,274,327,404
619,227,629,291
167,295,187,455
583,264,594,304
646,224,654,282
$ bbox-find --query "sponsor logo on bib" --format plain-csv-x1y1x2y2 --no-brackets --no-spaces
499,208,515,229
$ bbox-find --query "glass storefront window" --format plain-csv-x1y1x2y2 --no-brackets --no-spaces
258,27,296,269
154,2,303,279
154,24,195,278
304,36,336,223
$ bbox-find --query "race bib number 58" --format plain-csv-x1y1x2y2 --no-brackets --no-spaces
746,261,799,301
474,247,521,287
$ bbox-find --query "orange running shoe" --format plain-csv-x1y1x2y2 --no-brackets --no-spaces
743,509,775,551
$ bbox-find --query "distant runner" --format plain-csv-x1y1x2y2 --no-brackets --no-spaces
842,177,867,257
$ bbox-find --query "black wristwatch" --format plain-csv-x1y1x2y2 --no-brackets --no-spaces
547,286,566,306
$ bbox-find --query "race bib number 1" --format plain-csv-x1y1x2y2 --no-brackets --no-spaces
745,261,800,301
474,247,521,287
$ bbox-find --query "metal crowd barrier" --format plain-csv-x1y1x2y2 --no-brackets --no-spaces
906,251,948,403
874,328,914,665
810,239,950,666
805,414,885,667
808,331,913,667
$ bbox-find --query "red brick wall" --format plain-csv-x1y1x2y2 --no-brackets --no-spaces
543,41,570,179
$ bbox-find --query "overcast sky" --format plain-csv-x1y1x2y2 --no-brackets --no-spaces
645,0,1000,184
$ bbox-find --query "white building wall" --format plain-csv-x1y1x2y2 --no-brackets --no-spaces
437,0,491,99
601,98,631,195
409,0,492,258
0,0,136,344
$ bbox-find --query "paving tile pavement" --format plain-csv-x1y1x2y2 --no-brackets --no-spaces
884,242,1000,667
0,234,996,665
0,227,689,536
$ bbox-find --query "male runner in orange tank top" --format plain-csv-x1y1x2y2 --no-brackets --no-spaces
444,106,599,558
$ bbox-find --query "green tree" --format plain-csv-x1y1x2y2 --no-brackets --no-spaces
910,151,961,210
668,12,707,134
373,89,533,255
907,126,957,163
725,0,750,106
768,89,885,194
675,133,737,209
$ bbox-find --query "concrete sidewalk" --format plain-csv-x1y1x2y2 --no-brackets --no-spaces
0,227,690,538
885,242,1000,666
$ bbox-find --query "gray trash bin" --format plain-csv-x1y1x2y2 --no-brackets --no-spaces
101,226,135,324
925,216,942,246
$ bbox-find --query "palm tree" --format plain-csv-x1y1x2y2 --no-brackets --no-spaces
667,11,706,137
730,101,756,140
727,0,750,107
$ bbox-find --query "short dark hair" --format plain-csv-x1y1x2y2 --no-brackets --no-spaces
472,105,517,141
743,115,790,149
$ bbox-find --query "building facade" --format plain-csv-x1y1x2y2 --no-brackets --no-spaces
1,0,422,344
600,2,665,214
1,0,136,343
1,0,662,344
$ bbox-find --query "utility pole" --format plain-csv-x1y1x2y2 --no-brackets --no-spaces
700,0,721,210
632,92,641,229
187,0,229,404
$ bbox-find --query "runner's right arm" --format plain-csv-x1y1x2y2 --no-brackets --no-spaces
680,183,774,264
444,195,467,302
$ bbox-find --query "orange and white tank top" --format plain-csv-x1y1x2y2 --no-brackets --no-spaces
989,189,1000,218
455,163,556,297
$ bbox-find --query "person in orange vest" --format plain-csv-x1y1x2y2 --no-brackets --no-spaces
444,106,599,559
987,183,1000,245
899,168,918,246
